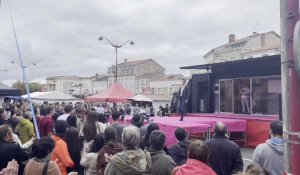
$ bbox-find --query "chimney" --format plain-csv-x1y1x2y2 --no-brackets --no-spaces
95,73,99,80
124,58,128,63
229,34,235,43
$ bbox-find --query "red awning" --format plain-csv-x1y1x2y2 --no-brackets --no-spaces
85,83,134,103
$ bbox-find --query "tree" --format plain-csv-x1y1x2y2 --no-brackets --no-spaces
12,81,41,95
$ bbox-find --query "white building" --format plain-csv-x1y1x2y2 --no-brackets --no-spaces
107,58,165,94
204,31,280,64
46,74,108,95
149,74,185,97
190,31,280,76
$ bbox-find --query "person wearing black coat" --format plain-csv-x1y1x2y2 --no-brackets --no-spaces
0,125,29,175
205,122,243,175
168,128,191,166
177,79,190,121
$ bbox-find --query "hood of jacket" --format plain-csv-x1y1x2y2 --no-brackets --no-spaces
149,149,166,162
20,118,31,127
102,143,124,155
110,149,151,175
169,144,187,158
266,138,284,154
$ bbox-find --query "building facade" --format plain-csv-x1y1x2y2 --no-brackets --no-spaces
107,58,165,93
204,31,280,64
46,74,108,95
149,74,185,96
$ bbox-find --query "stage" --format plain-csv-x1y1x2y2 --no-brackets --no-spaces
121,113,278,148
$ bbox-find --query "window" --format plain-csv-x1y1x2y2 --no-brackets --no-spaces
158,88,162,94
220,80,233,113
252,77,281,115
217,76,281,115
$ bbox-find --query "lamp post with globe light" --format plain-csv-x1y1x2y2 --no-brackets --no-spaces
98,36,134,83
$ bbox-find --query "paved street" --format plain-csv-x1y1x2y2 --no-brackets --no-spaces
241,147,254,170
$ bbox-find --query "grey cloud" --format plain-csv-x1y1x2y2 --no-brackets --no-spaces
0,0,279,83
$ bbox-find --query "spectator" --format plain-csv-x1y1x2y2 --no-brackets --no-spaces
51,120,74,175
235,164,269,175
19,111,35,144
80,111,106,156
0,108,9,126
252,120,284,175
96,104,104,114
0,159,19,175
104,126,151,175
57,105,73,121
149,106,155,117
140,123,159,150
133,103,140,115
205,122,243,175
39,107,47,117
9,117,35,149
97,127,123,175
66,115,77,128
75,107,86,132
52,112,59,123
124,104,131,115
131,114,151,138
168,127,191,166
110,110,125,143
0,125,29,175
24,137,60,175
148,130,176,175
98,113,110,127
131,114,144,129
39,106,54,137
65,127,81,174
172,140,216,175
165,104,170,116
80,133,105,175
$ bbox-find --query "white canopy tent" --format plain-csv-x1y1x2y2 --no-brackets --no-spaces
129,94,153,102
22,91,80,103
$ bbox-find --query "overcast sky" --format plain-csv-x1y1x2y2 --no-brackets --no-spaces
0,0,280,85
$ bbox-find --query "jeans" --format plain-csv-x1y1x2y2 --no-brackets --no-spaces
241,98,250,113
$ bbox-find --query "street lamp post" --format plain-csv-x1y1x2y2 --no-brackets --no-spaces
98,36,134,83
11,61,36,84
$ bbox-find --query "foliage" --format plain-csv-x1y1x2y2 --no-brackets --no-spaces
12,81,41,95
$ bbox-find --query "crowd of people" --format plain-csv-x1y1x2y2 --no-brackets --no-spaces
0,98,284,175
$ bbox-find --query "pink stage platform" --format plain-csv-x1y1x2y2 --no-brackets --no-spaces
122,115,247,147
118,113,279,147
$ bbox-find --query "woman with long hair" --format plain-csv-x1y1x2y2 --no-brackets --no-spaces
140,123,160,150
65,127,82,174
80,133,105,175
97,127,123,175
80,111,106,156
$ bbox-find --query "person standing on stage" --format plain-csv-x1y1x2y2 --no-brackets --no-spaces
177,79,190,121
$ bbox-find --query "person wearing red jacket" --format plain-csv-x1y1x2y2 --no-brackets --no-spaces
51,120,74,175
172,140,216,175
